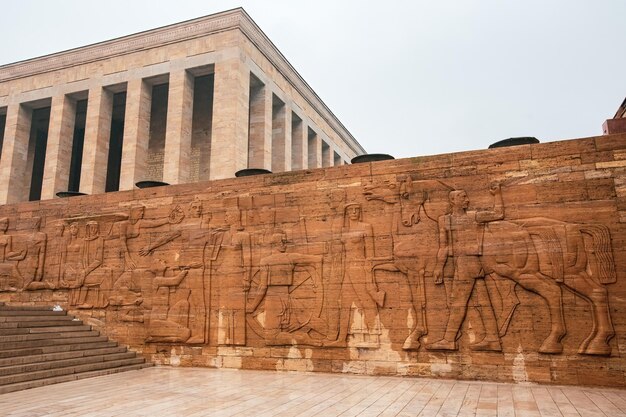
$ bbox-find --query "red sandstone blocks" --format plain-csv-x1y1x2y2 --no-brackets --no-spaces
2,134,626,387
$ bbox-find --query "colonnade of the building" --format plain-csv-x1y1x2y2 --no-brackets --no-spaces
0,60,348,204
246,73,344,175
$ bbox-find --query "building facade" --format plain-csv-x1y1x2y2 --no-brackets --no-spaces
0,8,364,204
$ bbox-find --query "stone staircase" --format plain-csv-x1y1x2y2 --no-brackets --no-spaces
0,302,151,394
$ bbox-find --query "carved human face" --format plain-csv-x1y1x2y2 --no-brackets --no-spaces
272,233,287,253
224,210,239,226
69,223,79,236
346,205,361,221
451,191,470,209
86,222,99,238
130,206,145,221
189,201,202,218
329,190,344,210
0,218,8,233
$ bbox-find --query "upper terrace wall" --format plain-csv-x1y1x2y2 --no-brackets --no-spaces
1,133,626,386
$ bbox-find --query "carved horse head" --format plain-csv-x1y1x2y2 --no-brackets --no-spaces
401,179,455,226
362,177,452,227
362,178,402,204
399,178,426,226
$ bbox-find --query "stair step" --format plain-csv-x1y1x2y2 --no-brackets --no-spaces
0,341,118,359
0,315,77,323
0,328,31,336
0,357,146,385
0,363,151,394
27,325,92,334
0,310,67,316
0,305,57,311
0,335,109,351
0,346,128,367
0,304,151,393
0,320,84,329
0,352,138,377
0,330,100,343
18,320,85,328
0,325,90,337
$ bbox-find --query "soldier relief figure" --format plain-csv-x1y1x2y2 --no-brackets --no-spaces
22,217,48,291
423,181,617,355
214,208,251,346
0,218,25,292
173,201,213,344
426,183,504,351
146,267,192,343
119,205,172,270
55,220,110,307
248,231,325,346
75,221,109,309
60,222,83,303
335,203,385,348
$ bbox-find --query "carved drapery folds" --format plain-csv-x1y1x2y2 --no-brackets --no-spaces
0,168,621,375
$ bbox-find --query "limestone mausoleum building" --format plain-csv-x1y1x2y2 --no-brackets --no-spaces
0,8,364,204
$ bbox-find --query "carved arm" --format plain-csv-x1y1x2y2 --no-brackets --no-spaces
476,182,504,223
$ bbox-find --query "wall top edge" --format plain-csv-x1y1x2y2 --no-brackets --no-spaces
0,7,366,155
1,132,619,211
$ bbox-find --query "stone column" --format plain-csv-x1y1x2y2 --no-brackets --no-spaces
81,87,113,195
41,95,76,200
209,58,249,180
291,115,306,170
333,151,342,166
0,103,31,203
163,70,194,185
272,101,291,172
119,78,152,190
322,140,332,168
307,128,322,169
248,84,272,170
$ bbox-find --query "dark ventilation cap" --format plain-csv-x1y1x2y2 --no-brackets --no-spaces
56,191,87,198
135,181,170,189
235,168,272,177
351,153,395,164
489,137,539,149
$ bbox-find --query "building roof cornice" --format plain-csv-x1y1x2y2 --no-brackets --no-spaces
0,8,365,155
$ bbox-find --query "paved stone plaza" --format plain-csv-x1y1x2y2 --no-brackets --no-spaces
1,367,625,416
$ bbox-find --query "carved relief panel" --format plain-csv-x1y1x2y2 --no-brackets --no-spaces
1,142,623,387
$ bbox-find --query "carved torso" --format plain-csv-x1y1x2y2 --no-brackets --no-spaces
443,211,484,256
262,253,296,286
0,235,10,262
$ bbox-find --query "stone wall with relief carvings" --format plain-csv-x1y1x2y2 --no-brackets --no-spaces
2,133,626,386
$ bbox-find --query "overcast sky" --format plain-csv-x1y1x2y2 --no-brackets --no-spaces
1,1,625,158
